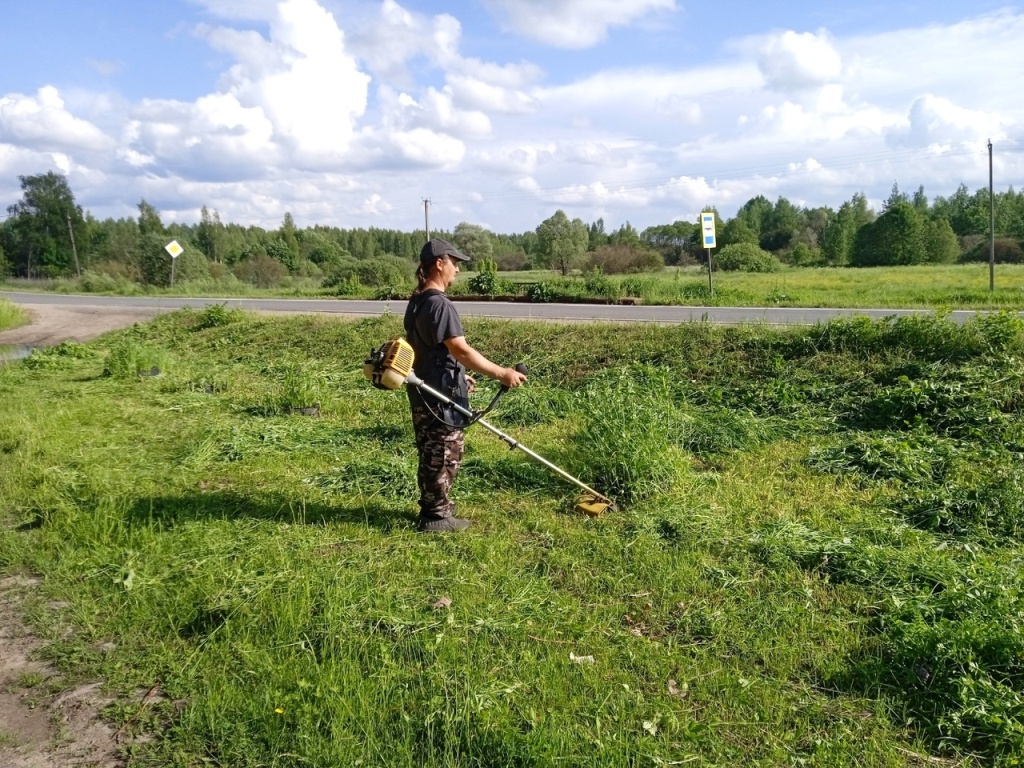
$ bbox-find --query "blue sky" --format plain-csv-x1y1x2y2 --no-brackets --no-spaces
1,0,1022,234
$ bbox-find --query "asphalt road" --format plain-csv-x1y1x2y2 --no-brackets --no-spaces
2,291,1010,326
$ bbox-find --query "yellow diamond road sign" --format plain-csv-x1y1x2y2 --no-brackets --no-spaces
165,240,184,258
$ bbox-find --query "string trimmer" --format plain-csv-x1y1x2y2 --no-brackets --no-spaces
363,338,614,516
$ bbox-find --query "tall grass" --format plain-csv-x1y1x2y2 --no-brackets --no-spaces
1,310,1023,765
0,298,28,331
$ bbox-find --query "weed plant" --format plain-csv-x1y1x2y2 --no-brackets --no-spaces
2,310,1024,765
0,297,28,331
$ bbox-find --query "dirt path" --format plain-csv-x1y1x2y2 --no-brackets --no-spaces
0,303,166,346
0,577,124,768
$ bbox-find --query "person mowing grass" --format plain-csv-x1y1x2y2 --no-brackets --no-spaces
404,238,528,532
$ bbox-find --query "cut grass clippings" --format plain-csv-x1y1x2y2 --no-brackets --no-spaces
1,305,1023,766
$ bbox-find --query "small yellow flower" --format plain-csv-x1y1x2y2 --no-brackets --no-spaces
274,708,284,714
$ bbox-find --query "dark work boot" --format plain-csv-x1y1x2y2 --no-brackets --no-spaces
417,516,471,532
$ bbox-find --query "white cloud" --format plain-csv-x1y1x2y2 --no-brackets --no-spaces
758,30,843,91
474,145,541,174
886,94,1006,149
447,74,539,115
189,0,370,167
483,0,676,48
389,128,465,167
125,93,278,178
362,193,392,215
4,3,1024,235
0,87,115,153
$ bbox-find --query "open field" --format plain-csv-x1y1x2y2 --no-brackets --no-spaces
452,264,1024,309
2,309,1024,766
5,262,1024,309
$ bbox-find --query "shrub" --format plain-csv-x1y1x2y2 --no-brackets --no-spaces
784,242,824,266
714,243,781,272
468,270,505,296
234,254,288,288
174,248,211,282
354,255,414,289
587,244,664,274
493,248,528,271
194,304,245,330
959,237,1024,264
583,267,620,300
525,282,555,302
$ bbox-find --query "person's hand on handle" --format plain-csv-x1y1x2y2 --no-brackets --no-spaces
498,366,527,388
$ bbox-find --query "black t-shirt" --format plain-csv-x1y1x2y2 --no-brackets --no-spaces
403,290,467,413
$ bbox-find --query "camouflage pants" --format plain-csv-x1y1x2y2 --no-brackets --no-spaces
411,402,465,519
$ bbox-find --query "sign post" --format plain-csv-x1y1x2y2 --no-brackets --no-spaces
700,212,717,295
165,240,183,288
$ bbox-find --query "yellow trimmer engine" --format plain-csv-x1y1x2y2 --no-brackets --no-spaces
363,337,415,390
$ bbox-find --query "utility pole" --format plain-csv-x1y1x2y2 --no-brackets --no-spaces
423,198,431,241
988,139,995,292
66,212,81,278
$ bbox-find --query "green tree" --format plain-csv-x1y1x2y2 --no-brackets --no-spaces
452,222,494,263
922,217,959,263
5,171,85,278
912,185,929,215
641,221,696,265
883,182,908,211
721,217,759,247
760,196,800,252
851,201,926,266
137,199,164,238
822,193,874,266
136,201,173,285
734,195,773,242
609,221,642,248
276,212,301,272
932,184,987,237
588,218,609,251
195,206,225,264
536,210,589,275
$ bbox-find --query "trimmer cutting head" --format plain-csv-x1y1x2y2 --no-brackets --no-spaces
575,492,615,517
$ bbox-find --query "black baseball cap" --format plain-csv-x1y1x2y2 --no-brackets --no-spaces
420,238,469,263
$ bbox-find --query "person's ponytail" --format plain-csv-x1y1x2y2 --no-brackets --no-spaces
412,262,429,295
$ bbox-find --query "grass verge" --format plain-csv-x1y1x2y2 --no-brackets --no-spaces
0,298,28,331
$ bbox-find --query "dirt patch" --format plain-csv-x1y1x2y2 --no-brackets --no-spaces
0,576,124,768
0,304,166,346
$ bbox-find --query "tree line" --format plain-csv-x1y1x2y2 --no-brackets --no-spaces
2,171,1023,291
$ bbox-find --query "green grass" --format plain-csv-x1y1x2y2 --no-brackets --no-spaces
7,262,1024,309
1,307,1023,766
0,298,28,331
460,264,1024,310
